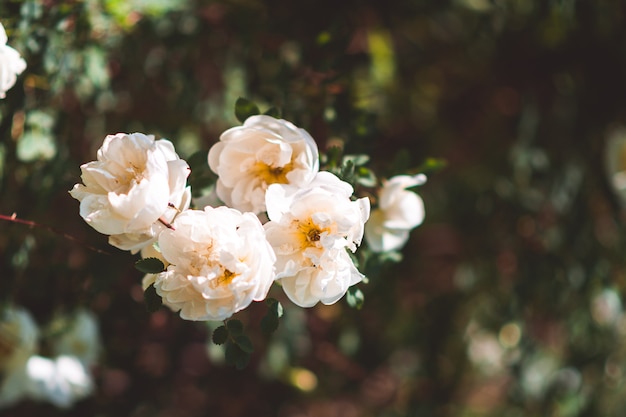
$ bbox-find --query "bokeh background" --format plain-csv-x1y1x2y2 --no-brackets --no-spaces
2,0,626,416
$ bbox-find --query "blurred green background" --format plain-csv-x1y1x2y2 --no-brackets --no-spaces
2,0,626,416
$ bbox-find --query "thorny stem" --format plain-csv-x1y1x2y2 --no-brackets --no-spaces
0,212,111,255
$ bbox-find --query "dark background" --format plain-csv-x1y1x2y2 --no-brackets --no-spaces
2,1,626,416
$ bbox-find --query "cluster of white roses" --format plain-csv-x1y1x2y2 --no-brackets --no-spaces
0,306,100,409
70,113,427,323
0,21,26,99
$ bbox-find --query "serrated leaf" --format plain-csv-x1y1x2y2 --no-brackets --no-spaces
135,258,165,274
226,319,244,335
261,314,279,335
143,284,162,313
235,97,260,123
212,325,229,345
234,335,254,353
264,106,281,118
225,342,251,370
346,287,365,310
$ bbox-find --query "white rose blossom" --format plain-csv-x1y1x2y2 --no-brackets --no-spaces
70,132,191,253
50,309,100,367
208,115,319,214
26,355,93,409
0,307,39,409
0,22,26,99
264,171,370,308
154,206,277,321
364,174,426,253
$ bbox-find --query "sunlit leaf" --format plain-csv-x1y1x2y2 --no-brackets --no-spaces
134,258,165,274
234,97,260,123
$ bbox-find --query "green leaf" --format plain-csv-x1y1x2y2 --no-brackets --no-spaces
212,325,229,345
225,342,251,370
143,284,162,313
234,97,260,123
234,335,254,353
186,150,210,172
263,106,281,118
356,167,377,187
261,299,284,335
260,314,279,335
135,258,165,274
346,287,365,310
343,154,370,167
416,157,447,175
226,319,244,335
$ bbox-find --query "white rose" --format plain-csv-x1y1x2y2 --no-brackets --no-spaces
0,306,39,409
208,115,319,214
25,355,93,409
70,132,191,253
264,171,370,307
50,310,100,367
154,206,276,321
364,175,425,253
0,22,26,99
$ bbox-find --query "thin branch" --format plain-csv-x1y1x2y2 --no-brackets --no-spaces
0,213,111,255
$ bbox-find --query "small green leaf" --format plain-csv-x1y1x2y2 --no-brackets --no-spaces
225,342,251,370
226,319,244,335
261,299,284,335
346,287,365,310
263,106,281,118
234,335,254,353
235,97,260,123
143,284,162,313
212,325,229,345
261,314,279,335
416,157,447,175
186,150,211,172
343,154,370,167
356,167,377,187
135,258,165,274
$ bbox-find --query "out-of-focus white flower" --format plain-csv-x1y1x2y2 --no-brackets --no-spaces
591,288,622,327
0,22,26,99
208,115,319,214
154,206,276,321
264,171,370,307
26,355,93,409
50,310,100,367
364,174,426,253
0,307,39,409
70,132,191,253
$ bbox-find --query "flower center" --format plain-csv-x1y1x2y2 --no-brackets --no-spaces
217,269,236,286
254,161,294,185
297,218,329,248
114,161,146,193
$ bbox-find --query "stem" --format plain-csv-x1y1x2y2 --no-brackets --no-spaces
0,213,111,255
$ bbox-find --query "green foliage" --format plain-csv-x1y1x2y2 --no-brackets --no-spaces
212,325,228,345
260,298,284,335
234,97,260,123
134,258,165,274
346,287,364,310
143,284,162,313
